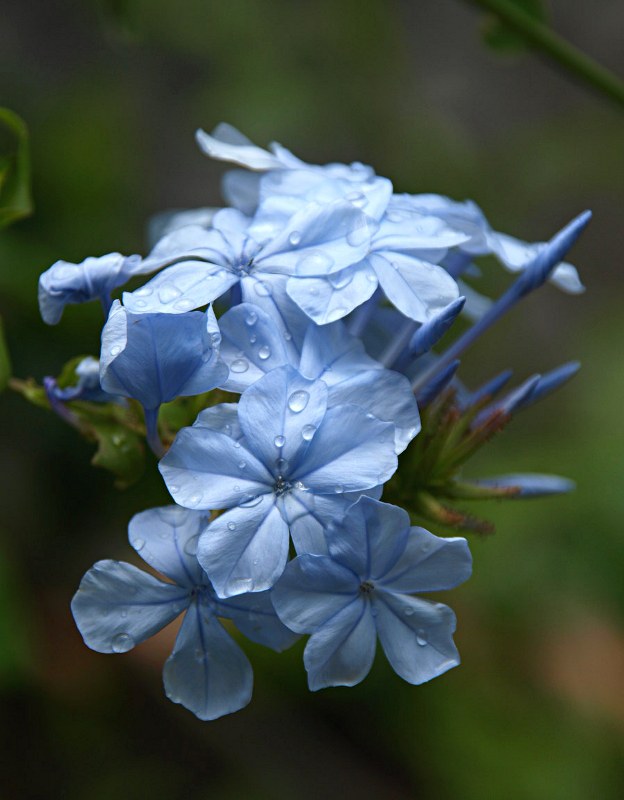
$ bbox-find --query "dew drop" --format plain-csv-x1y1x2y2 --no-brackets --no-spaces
404,607,414,617
416,629,427,646
326,306,348,323
230,577,254,593
120,610,128,619
245,310,258,326
233,485,241,492
174,298,194,311
301,424,316,441
111,632,135,653
109,345,122,357
168,484,179,494
276,457,289,473
334,484,344,494
288,231,302,246
329,271,353,290
183,534,201,556
230,358,249,373
227,521,237,531
346,190,367,208
283,330,292,341
346,223,368,247
258,345,271,360
158,284,182,304
187,493,203,508
134,300,147,308
249,333,257,344
238,460,247,470
132,537,145,552
288,390,309,413
297,251,334,275
274,434,285,448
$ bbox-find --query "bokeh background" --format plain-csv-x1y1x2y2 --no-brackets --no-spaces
1,1,623,797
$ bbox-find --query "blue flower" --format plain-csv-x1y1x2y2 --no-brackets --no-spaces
218,302,420,454
159,365,398,597
100,301,228,450
392,193,584,293
38,252,146,324
272,496,472,690
71,505,297,721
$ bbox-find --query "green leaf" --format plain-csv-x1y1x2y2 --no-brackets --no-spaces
0,108,33,228
482,0,547,53
0,316,11,393
86,417,145,489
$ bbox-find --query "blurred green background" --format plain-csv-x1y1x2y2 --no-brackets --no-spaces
1,1,623,797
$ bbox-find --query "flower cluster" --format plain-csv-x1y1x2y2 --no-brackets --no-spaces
35,124,589,720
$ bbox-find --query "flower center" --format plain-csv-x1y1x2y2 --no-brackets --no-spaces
359,580,375,595
273,477,293,497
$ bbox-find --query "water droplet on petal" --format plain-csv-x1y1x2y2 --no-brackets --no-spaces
132,538,145,552
183,534,201,556
109,345,122,357
134,285,153,298
297,251,334,275
233,485,241,492
404,607,414,616
288,231,302,246
258,345,271,360
334,484,344,494
283,330,292,341
227,521,237,531
329,271,353,290
301,424,316,441
231,577,254,593
249,333,257,344
134,300,147,308
187,493,203,508
230,358,249,373
276,457,289,473
238,460,247,469
120,610,128,619
168,484,179,494
346,222,368,247
158,284,182,304
111,632,135,653
416,629,427,646
288,390,309,413
346,190,367,208
245,310,258,326
326,306,348,323
274,435,285,448
174,298,194,311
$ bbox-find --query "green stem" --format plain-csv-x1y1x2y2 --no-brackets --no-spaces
469,0,624,110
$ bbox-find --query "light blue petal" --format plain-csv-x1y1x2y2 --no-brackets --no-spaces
279,489,353,555
372,593,460,684
100,302,228,410
159,424,273,510
371,252,459,322
128,506,210,587
240,273,311,350
238,366,328,477
304,599,376,690
257,201,372,276
374,211,470,252
326,497,410,580
196,126,282,170
147,207,219,248
192,403,244,440
123,260,238,314
488,232,585,294
379,529,472,593
218,302,295,392
197,496,289,597
286,263,378,324
272,554,359,633
222,169,261,215
293,404,397,493
163,599,253,720
71,560,188,653
215,590,299,651
38,253,141,324
327,369,420,454
298,318,379,383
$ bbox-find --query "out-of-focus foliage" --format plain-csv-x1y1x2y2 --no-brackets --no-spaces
0,108,32,229
0,1,623,798
482,0,548,52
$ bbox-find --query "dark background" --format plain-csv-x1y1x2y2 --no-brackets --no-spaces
1,1,623,797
